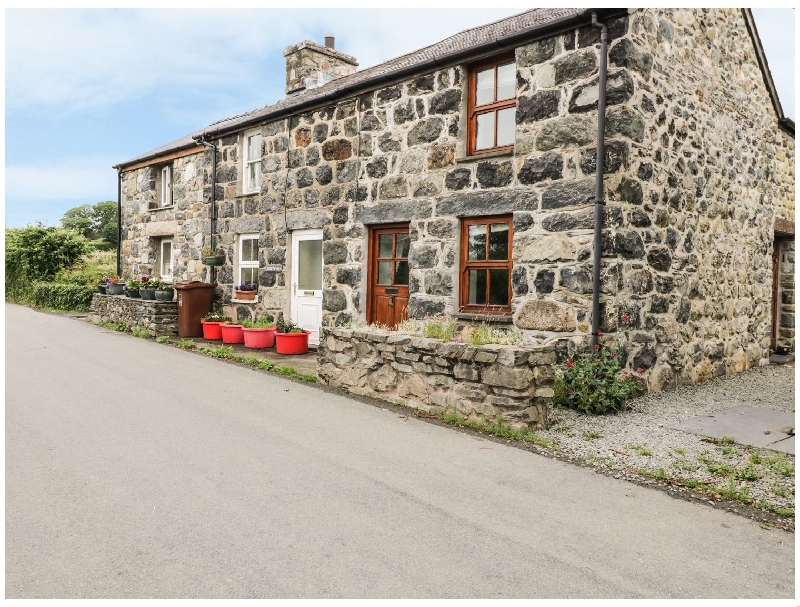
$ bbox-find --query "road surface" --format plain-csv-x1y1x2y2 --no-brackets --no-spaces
5,303,794,598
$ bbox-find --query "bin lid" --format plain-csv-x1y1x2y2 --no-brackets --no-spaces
174,281,216,289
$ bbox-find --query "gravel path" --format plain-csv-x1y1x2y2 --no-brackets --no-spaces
536,362,795,529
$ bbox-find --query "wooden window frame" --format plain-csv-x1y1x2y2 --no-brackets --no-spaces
467,53,516,156
459,215,513,314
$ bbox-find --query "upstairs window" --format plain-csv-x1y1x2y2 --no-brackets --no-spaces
468,55,516,155
243,129,263,195
459,216,512,314
160,165,173,207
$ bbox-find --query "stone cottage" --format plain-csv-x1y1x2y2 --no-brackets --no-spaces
113,8,794,392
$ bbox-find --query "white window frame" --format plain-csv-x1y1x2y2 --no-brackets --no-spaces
160,238,173,282
160,165,173,207
238,233,259,286
242,129,263,195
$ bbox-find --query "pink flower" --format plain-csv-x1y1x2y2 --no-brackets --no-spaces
598,331,604,336
622,370,629,376
636,367,643,374
594,344,601,350
609,353,616,359
565,358,574,369
621,314,630,323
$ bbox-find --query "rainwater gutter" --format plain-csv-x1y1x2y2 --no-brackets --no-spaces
590,11,608,349
195,136,218,283
116,166,123,277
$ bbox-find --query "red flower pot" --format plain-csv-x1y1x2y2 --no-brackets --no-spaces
275,331,310,355
220,324,244,344
242,326,276,349
201,321,223,340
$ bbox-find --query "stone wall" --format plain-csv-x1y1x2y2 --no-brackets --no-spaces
318,327,555,431
89,294,178,337
608,8,795,390
118,8,794,393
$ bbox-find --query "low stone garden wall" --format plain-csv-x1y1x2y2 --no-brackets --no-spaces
89,294,178,337
317,327,557,431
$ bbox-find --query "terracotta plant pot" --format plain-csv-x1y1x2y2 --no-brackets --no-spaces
201,320,223,340
235,290,256,301
242,326,276,349
139,288,156,300
275,331,310,355
221,324,244,344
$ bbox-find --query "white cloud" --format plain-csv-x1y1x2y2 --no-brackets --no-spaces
6,8,523,115
6,156,118,202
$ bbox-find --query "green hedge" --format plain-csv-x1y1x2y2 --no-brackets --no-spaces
32,282,96,312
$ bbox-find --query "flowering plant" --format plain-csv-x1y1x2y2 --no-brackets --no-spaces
235,283,256,291
553,314,641,414
108,275,123,285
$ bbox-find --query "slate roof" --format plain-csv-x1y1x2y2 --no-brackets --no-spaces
117,8,606,168
115,7,792,169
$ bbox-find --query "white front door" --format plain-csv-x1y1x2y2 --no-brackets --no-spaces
291,229,323,346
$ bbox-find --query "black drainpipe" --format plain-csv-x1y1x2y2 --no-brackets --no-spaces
590,12,608,349
197,137,218,283
116,166,123,277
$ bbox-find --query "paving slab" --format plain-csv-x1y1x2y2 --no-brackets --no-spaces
193,336,319,378
667,405,795,454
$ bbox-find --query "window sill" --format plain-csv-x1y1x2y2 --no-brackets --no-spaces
149,205,174,212
456,313,513,324
456,149,514,163
235,191,260,200
232,296,259,304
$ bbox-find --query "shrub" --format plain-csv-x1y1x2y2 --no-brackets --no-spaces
553,343,641,414
6,225,89,303
31,282,96,311
462,323,523,346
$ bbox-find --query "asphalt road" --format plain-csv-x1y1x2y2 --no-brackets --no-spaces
5,303,795,599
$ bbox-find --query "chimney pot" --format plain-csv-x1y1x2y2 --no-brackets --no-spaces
324,33,335,49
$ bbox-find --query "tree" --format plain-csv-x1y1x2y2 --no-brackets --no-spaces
60,204,94,239
60,200,118,248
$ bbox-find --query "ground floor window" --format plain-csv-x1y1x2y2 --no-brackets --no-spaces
238,233,259,286
159,238,173,282
459,215,512,313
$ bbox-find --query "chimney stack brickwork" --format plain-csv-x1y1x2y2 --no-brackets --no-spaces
284,40,358,96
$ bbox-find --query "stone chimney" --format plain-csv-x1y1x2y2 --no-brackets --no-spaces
283,36,358,96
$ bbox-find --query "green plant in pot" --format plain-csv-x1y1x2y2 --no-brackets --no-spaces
275,319,310,355
203,245,224,267
241,317,277,349
106,275,125,295
126,278,142,298
153,279,174,301
200,311,229,340
139,276,156,300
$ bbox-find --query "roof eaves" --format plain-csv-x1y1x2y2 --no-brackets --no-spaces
742,8,793,138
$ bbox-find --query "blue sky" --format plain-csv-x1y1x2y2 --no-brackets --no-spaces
4,6,796,229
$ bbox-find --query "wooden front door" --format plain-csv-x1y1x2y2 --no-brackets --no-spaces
368,224,410,328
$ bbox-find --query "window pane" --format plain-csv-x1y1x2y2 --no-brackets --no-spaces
241,238,258,262
378,234,393,258
468,224,487,260
476,68,494,106
497,62,515,101
395,233,410,259
297,239,322,290
489,223,509,260
247,162,259,192
247,134,262,161
468,269,487,305
489,269,509,306
240,267,258,285
394,261,409,286
496,107,515,147
377,261,392,285
475,112,495,150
